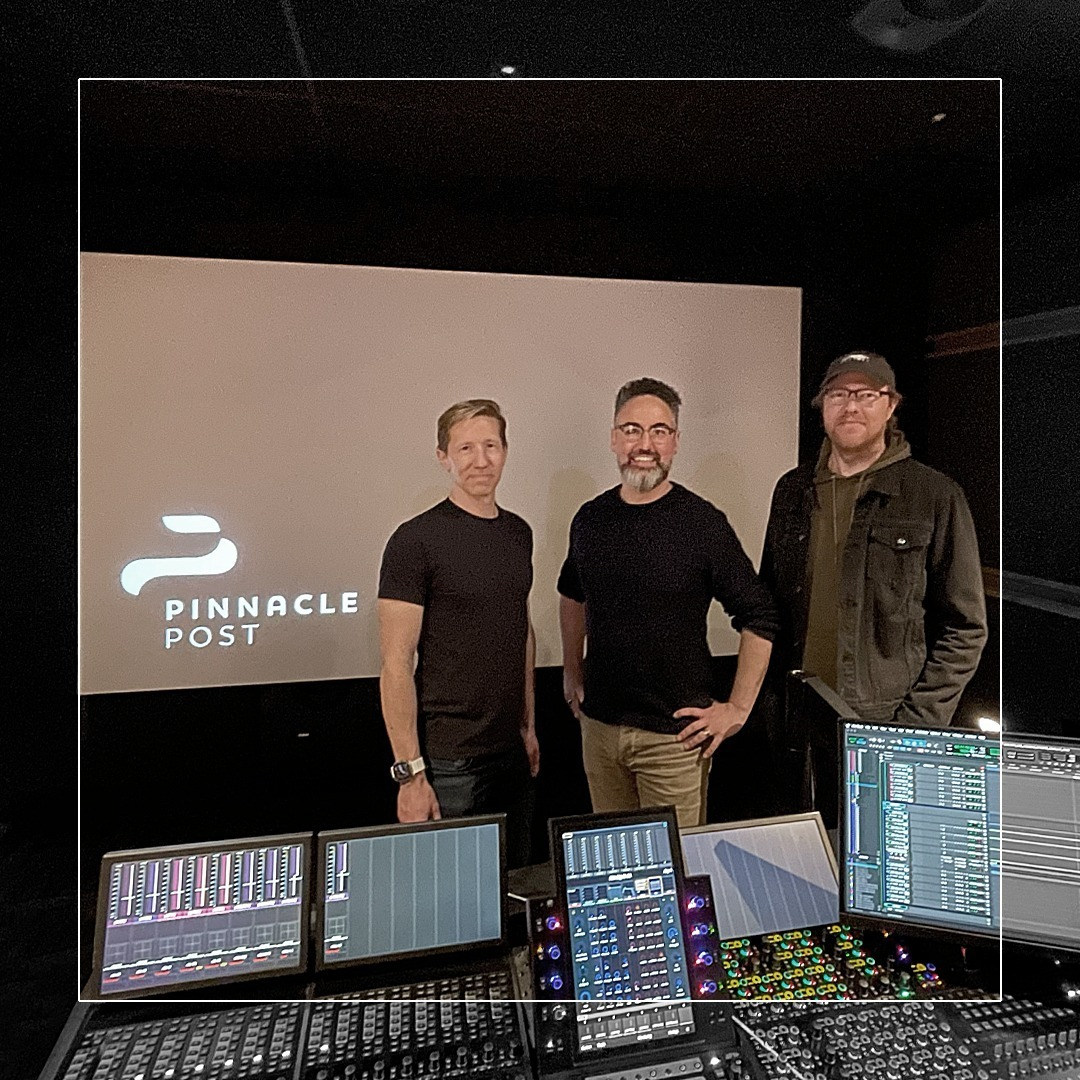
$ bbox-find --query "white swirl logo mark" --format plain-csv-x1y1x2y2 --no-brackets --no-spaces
120,515,238,596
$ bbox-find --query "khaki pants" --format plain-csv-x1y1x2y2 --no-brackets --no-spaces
579,712,711,830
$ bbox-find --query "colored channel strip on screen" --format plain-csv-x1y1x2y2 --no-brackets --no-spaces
1002,732,1080,953
841,720,1001,939
548,809,703,1058
95,833,311,997
316,814,506,969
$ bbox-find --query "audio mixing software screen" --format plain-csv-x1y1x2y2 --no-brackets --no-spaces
842,722,1001,936
99,838,307,995
558,820,696,1054
322,821,502,964
1002,737,1080,951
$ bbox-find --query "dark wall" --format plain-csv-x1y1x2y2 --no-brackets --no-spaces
1000,179,1080,736
75,92,1007,983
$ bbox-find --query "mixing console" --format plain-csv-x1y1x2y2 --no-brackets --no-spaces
326,969,515,1001
303,972,530,1080
729,996,1080,1080
56,1002,304,1080
709,923,983,1001
45,989,1080,1080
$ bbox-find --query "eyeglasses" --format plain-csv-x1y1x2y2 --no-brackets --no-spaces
821,387,891,406
614,422,678,442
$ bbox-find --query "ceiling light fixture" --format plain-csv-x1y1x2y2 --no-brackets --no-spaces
851,0,998,52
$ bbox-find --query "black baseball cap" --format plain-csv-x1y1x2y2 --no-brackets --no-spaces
818,351,896,392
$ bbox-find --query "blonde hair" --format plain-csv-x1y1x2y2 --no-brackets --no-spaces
437,399,507,452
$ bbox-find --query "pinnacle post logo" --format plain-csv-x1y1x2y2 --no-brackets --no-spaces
121,514,359,652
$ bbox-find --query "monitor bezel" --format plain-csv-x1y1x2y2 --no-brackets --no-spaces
91,831,313,1001
1000,729,1080,953
838,716,1002,944
313,813,508,973
549,806,698,1060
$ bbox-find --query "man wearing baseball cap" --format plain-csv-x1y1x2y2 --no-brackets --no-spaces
758,351,988,817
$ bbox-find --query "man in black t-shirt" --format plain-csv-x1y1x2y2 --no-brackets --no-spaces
558,378,779,829
378,399,538,867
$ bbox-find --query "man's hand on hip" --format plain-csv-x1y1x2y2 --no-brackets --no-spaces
397,773,441,822
563,673,584,721
674,700,750,758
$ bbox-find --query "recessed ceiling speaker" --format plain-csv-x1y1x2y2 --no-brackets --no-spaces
852,0,999,50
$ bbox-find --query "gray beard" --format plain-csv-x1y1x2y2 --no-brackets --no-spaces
620,459,670,493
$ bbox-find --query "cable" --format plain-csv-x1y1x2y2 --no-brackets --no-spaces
731,1016,815,1080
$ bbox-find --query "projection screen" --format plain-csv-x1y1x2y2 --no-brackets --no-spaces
80,253,801,694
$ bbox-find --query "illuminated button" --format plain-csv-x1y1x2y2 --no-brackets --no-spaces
545,916,561,931
549,975,563,991
699,980,717,995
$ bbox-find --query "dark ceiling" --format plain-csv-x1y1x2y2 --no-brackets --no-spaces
50,0,1080,79
80,79,1006,227
15,4,1080,212
80,80,997,189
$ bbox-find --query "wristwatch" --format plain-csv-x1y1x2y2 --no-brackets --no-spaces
390,756,427,784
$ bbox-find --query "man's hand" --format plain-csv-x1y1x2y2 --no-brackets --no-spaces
674,700,751,758
563,673,584,720
397,773,441,823
522,727,541,777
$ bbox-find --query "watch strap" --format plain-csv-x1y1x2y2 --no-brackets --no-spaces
390,756,427,782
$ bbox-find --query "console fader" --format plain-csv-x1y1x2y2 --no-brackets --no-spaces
730,997,1080,1080
302,971,530,1080
53,1003,305,1080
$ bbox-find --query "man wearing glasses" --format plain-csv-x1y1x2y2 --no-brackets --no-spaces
558,377,779,829
759,352,987,812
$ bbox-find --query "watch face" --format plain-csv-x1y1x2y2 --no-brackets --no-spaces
391,761,413,783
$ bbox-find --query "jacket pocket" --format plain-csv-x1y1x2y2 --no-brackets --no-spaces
867,523,931,605
866,522,932,693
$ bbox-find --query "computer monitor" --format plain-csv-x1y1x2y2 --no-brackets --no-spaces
549,807,696,1056
1001,731,1080,952
92,832,312,998
681,812,839,940
315,815,507,971
840,719,1000,940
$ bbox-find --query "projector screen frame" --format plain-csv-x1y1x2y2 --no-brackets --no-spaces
78,252,802,696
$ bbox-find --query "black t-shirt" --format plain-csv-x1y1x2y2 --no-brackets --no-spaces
378,499,533,758
557,483,779,734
